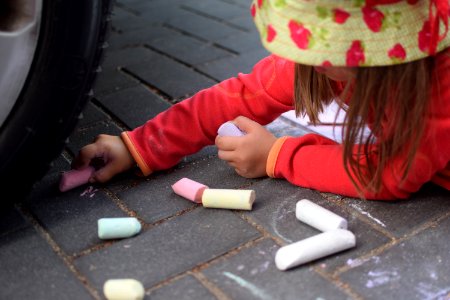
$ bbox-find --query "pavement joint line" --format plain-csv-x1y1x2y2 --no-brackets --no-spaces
114,2,140,16
190,271,232,300
16,204,102,300
141,43,224,83
236,212,287,246
118,67,176,103
180,5,250,33
89,98,133,131
313,265,365,300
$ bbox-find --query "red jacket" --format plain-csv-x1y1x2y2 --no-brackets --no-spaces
122,49,450,200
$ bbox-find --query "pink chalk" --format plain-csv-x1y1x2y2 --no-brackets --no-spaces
59,166,95,192
217,122,245,137
171,178,208,203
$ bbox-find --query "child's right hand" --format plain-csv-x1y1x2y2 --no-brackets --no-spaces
72,134,136,183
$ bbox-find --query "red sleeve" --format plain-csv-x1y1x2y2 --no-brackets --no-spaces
121,55,295,175
268,48,450,200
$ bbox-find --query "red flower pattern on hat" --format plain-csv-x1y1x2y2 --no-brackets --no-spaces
418,20,432,53
257,0,263,8
346,40,365,66
362,5,385,32
289,20,312,49
267,24,277,42
251,4,256,18
322,60,332,67
333,8,350,24
388,43,406,61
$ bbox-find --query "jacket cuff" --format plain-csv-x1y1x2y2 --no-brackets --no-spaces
266,136,289,178
120,131,153,176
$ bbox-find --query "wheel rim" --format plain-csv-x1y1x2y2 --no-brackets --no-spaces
0,0,42,128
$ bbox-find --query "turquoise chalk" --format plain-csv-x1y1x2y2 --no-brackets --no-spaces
98,217,142,239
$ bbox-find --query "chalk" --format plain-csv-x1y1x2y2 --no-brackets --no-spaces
98,217,142,240
59,166,95,192
296,199,347,232
275,229,356,271
202,189,255,210
103,279,145,300
217,121,245,136
171,178,208,203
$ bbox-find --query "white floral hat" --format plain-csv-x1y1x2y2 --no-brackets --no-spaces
251,0,450,66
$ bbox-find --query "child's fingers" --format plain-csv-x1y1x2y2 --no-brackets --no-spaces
232,116,260,133
215,135,240,151
217,149,235,162
72,144,102,169
90,161,125,183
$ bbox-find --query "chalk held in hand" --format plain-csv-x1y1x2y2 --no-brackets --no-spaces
202,189,255,210
275,229,356,271
59,166,95,192
98,217,142,240
296,199,347,232
217,121,245,136
103,279,145,300
171,177,208,203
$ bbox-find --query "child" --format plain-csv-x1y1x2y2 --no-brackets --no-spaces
73,0,450,200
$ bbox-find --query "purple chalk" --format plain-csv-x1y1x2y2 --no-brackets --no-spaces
217,122,245,136
59,166,95,192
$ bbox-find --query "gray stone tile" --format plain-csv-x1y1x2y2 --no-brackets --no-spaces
202,239,351,300
148,275,215,300
166,10,243,43
243,179,391,272
97,85,171,129
342,183,450,238
74,208,261,290
182,0,248,21
126,49,217,98
25,172,130,255
339,215,450,300
0,227,93,299
0,207,28,236
93,68,140,97
118,154,262,223
213,31,264,54
107,26,178,50
147,34,231,65
77,102,111,128
67,121,123,156
100,47,158,70
196,48,270,81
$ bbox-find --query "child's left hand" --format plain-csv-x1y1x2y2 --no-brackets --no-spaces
215,116,277,178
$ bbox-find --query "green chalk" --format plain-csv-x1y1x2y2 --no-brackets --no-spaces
98,217,142,239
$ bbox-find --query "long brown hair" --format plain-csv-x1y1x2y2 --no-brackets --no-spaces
294,58,434,197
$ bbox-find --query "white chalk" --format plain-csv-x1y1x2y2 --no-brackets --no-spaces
296,199,347,232
217,121,245,136
98,217,142,240
103,279,145,300
171,177,208,203
202,189,255,210
275,229,356,271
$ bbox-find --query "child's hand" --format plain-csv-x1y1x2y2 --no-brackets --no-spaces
215,116,277,178
72,134,136,183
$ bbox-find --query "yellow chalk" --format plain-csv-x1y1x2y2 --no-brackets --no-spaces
103,279,144,300
202,189,255,210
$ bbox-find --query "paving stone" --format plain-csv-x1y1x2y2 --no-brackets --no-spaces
243,179,391,272
67,121,123,156
196,48,270,81
77,102,111,128
148,275,215,300
202,238,351,300
213,31,264,54
339,215,450,300
0,227,93,299
98,85,171,129
126,49,217,98
117,154,261,223
120,5,191,30
341,183,450,238
0,207,28,236
166,10,244,43
74,208,261,290
147,34,231,65
182,0,248,21
227,14,259,31
107,26,179,50
100,47,158,70
93,67,140,97
25,171,130,255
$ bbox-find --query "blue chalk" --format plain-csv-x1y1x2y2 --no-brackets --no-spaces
98,217,142,239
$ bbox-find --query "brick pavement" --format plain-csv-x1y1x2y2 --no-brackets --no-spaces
1,0,450,299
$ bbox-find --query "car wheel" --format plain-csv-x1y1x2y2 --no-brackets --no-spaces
0,0,113,206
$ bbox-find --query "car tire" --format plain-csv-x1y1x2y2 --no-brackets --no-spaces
0,0,113,206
